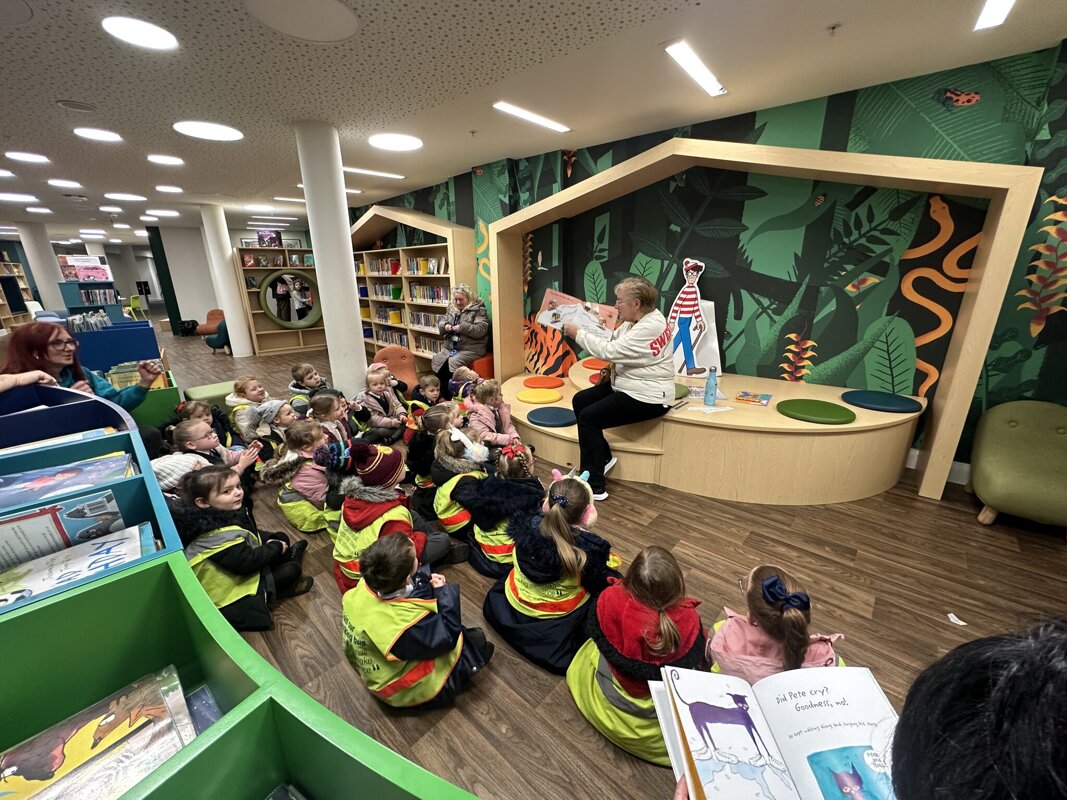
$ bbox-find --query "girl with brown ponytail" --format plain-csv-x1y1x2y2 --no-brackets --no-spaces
567,546,705,765
482,470,620,675
707,564,843,684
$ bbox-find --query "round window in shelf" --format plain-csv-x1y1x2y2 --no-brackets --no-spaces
257,269,323,330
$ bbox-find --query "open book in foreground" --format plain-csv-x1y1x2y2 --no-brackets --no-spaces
653,666,897,800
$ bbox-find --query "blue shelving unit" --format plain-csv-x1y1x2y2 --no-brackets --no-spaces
58,279,125,322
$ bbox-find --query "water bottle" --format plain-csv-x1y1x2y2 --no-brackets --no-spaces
704,366,718,406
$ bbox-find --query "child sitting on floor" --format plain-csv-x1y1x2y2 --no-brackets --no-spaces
257,399,299,449
567,545,706,766
171,399,242,448
314,440,463,594
342,533,493,708
307,392,352,445
707,564,844,684
355,364,408,444
447,366,482,401
482,470,620,675
466,379,521,459
225,376,274,441
173,466,312,631
287,362,330,417
260,420,334,534
151,452,209,500
172,419,261,476
412,374,446,408
430,427,489,540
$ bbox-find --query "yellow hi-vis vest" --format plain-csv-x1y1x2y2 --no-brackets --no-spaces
565,638,668,766
432,472,482,533
414,473,434,489
276,460,327,533
333,505,411,584
505,558,588,618
184,525,262,610
342,580,463,707
472,518,515,565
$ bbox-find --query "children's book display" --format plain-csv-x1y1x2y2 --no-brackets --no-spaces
0,664,197,799
536,288,617,339
656,666,897,800
58,255,113,282
66,312,113,333
735,391,773,406
0,428,118,458
0,453,134,511
0,489,129,570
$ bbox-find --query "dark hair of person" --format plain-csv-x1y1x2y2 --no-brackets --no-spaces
623,546,686,658
360,533,416,595
0,322,85,381
745,564,811,670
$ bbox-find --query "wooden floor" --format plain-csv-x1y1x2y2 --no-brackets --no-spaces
36,321,1067,800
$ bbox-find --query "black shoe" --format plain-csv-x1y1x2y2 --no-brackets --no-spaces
282,575,314,597
466,627,495,663
445,540,469,565
288,540,308,563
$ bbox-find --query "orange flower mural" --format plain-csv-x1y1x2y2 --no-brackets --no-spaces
1017,198,1067,338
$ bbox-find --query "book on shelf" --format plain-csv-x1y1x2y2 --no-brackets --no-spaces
242,253,256,268
273,254,285,268
77,288,118,305
405,255,447,275
58,256,112,282
245,275,258,288
258,229,283,248
0,664,197,800
66,312,113,332
288,254,301,268
409,310,444,329
0,522,155,610
654,666,897,800
0,488,129,570
735,391,773,406
408,282,448,303
0,453,135,513
0,428,119,458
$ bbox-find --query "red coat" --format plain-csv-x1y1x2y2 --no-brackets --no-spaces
341,492,427,557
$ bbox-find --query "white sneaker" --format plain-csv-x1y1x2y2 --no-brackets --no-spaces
603,456,617,476
592,490,609,501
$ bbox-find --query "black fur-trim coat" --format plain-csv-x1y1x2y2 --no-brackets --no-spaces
506,512,619,593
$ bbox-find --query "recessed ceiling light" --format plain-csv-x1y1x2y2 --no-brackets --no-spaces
251,215,298,221
140,215,159,221
82,234,105,239
99,205,123,213
345,188,362,194
1,226,18,232
665,41,727,97
101,16,179,50
69,238,82,243
273,196,305,203
73,127,123,142
492,101,570,132
79,229,106,234
245,0,359,43
26,207,52,214
173,120,243,141
244,203,274,212
974,0,1016,29
48,179,83,188
155,185,182,193
146,209,179,217
5,152,49,164
147,154,184,166
109,238,122,243
135,230,148,236
105,192,147,201
368,133,423,152
113,223,131,229
342,166,405,179
0,192,38,203
0,170,13,178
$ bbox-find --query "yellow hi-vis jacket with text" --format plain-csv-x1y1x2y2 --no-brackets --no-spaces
184,525,261,609
432,472,482,533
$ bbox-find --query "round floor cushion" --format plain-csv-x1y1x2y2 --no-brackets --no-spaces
582,358,609,370
527,406,577,428
589,374,603,385
776,398,857,425
841,389,922,413
523,375,565,389
675,382,689,400
516,388,564,404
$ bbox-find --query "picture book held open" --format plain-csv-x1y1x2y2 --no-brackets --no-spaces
657,666,897,800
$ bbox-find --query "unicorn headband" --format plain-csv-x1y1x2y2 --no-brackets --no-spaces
548,468,592,507
449,426,489,463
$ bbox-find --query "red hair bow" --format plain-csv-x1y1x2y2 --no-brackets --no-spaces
501,444,525,459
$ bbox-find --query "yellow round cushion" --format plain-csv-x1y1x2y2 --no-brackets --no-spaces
516,388,563,404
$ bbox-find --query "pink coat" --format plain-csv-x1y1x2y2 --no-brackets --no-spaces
467,397,518,446
290,458,328,503
707,607,843,685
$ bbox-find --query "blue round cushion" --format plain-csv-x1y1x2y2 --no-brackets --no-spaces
527,406,577,428
841,389,922,413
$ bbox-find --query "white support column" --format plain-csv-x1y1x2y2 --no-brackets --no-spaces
84,242,107,258
200,204,254,357
16,222,64,309
294,120,366,395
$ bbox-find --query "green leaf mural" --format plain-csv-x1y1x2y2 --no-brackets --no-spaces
629,231,673,262
807,315,897,386
629,252,662,284
863,317,917,394
693,218,748,238
660,191,691,229
715,185,768,202
584,259,606,304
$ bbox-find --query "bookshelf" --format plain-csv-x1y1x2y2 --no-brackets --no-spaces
351,206,476,370
0,261,34,331
0,384,474,799
231,247,327,356
58,279,125,322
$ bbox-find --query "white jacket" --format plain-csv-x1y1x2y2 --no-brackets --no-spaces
576,309,675,405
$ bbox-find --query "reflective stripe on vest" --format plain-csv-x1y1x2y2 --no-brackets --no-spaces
595,654,657,719
414,473,434,489
504,560,588,617
433,472,482,533
184,525,261,609
334,505,411,583
342,580,463,707
276,461,327,532
472,518,515,564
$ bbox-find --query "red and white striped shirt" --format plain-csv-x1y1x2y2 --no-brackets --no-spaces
668,285,703,325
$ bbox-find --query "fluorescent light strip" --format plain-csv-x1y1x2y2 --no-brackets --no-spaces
251,215,297,221
342,166,404,179
273,196,305,203
974,0,1016,29
492,101,570,133
247,222,289,228
665,41,727,97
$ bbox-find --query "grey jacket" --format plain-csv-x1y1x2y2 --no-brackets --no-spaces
431,297,489,372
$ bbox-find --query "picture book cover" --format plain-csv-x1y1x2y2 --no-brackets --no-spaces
0,664,197,799
303,253,314,267
288,254,300,268
0,523,154,610
242,253,255,268
258,229,283,248
659,666,897,800
0,428,118,457
0,490,127,571
735,391,773,406
0,454,134,512
74,265,112,282
536,288,618,340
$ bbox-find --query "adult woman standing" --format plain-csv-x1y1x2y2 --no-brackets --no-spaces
563,277,674,500
0,322,164,455
432,284,489,395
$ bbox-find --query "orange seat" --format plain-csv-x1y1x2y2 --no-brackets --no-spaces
196,308,224,336
471,353,494,379
582,358,609,370
373,345,418,399
523,376,564,389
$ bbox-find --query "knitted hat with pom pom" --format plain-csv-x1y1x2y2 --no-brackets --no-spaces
313,439,405,488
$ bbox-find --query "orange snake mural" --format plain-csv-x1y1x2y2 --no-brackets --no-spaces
900,195,980,396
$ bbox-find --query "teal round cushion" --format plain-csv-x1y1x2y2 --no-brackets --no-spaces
527,407,577,428
842,389,922,413
776,398,856,425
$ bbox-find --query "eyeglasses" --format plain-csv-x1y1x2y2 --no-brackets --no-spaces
48,339,78,350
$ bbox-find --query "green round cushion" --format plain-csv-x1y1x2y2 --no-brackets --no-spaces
776,398,856,425
841,389,922,413
527,407,577,428
674,382,689,400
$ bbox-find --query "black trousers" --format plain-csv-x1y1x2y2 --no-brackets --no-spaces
571,381,668,492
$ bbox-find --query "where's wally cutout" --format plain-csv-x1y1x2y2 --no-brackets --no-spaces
668,258,722,376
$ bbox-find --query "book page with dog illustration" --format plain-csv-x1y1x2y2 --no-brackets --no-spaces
661,666,896,800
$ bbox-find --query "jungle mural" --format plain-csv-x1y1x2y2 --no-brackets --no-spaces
353,42,1066,461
